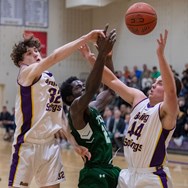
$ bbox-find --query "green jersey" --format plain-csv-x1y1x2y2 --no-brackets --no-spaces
68,107,121,188
68,107,113,166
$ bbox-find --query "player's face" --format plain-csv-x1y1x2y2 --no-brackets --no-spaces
148,76,164,104
71,80,85,98
21,47,42,65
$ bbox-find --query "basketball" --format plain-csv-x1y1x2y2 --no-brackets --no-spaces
125,2,157,35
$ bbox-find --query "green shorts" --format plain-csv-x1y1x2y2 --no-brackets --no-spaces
78,165,121,188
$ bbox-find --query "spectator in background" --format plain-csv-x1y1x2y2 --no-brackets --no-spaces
141,71,153,95
141,64,151,79
0,106,12,141
123,65,131,84
129,75,141,89
151,66,160,80
180,69,188,101
115,70,125,83
170,65,179,77
119,104,127,119
173,97,188,147
133,65,142,80
108,108,125,152
123,113,130,135
103,105,114,131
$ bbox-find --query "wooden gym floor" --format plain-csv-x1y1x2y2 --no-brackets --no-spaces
0,128,188,188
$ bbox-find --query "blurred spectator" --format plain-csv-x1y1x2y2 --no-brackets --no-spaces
173,108,187,138
119,104,127,119
123,113,130,135
141,64,151,79
103,105,114,131
180,69,188,100
173,119,188,147
141,71,153,95
170,65,179,77
151,66,160,80
108,108,125,152
115,70,125,83
133,65,142,80
123,65,131,83
10,107,16,132
129,75,141,89
0,106,12,141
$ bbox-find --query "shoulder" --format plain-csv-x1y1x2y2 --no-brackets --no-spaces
159,102,178,130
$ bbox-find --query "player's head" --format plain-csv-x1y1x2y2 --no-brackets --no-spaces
11,35,41,67
60,76,85,106
149,75,182,102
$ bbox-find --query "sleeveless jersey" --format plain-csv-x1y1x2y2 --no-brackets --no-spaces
68,107,113,166
124,98,174,168
13,71,63,144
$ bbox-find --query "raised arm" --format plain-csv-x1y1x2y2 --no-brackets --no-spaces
79,43,116,112
80,43,146,107
157,30,179,129
21,30,105,84
72,29,117,112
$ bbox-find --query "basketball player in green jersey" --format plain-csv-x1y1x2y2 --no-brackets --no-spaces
60,26,121,188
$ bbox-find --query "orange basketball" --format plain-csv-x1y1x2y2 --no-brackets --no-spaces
125,2,157,35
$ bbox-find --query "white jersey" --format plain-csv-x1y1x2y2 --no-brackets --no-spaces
124,98,174,168
14,71,63,144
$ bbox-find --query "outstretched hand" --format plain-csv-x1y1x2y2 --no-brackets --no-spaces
79,44,96,62
157,29,168,56
97,29,116,57
86,29,105,43
74,145,91,163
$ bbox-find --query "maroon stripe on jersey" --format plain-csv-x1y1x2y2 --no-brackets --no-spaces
8,86,32,186
150,128,170,167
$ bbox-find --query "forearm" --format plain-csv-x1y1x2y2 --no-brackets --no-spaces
85,53,106,94
60,123,78,147
53,35,88,63
157,53,176,95
85,53,116,87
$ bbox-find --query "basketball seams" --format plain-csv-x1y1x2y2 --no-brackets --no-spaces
126,19,157,27
125,2,157,35
126,12,157,16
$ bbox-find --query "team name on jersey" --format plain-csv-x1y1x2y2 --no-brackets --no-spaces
123,137,142,152
45,79,62,112
134,112,149,123
45,79,57,87
96,114,105,124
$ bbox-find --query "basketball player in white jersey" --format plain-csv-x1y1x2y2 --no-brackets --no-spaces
81,30,182,188
8,29,105,188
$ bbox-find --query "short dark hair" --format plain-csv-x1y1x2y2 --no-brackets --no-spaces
174,76,182,97
11,36,41,67
60,76,79,106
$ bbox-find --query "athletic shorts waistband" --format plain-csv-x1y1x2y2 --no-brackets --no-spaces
127,165,163,173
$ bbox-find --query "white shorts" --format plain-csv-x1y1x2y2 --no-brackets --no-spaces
117,166,173,188
9,139,65,187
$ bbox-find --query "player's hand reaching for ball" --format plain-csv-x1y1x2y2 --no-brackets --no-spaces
79,44,96,63
97,28,116,57
85,29,105,43
157,29,168,57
